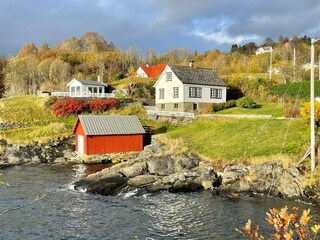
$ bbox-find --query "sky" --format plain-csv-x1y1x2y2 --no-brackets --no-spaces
1,0,320,56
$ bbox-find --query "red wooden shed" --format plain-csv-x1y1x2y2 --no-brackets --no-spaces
74,115,146,155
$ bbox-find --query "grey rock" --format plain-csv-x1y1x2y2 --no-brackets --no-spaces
120,162,147,178
127,175,158,187
74,172,127,196
147,157,175,176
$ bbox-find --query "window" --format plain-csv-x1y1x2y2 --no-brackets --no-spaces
159,88,164,99
161,104,165,110
173,87,179,98
189,87,201,98
210,88,222,99
76,86,81,96
174,103,178,109
166,72,172,81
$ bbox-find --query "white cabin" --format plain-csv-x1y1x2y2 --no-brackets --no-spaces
51,78,114,98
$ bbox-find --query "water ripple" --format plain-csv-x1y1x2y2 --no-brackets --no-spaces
0,165,319,240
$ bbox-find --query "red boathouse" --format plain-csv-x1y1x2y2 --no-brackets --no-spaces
74,115,146,155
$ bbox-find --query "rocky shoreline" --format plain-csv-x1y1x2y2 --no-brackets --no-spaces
73,138,320,205
0,137,319,204
0,138,76,168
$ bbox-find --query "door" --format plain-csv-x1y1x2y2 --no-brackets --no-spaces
78,135,84,153
193,103,198,111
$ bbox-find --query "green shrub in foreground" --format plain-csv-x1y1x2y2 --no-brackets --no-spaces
236,96,257,108
212,100,236,112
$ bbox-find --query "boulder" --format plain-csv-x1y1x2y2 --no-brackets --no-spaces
74,172,127,196
147,157,175,176
127,175,158,187
120,162,147,178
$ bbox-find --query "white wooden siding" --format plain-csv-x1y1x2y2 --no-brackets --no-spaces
154,66,227,105
136,67,148,78
155,66,184,103
183,84,227,103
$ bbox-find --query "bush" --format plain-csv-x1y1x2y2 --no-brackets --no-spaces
88,98,119,113
212,100,236,112
236,96,257,108
301,101,320,125
52,98,88,116
237,206,320,240
51,98,120,116
284,106,301,118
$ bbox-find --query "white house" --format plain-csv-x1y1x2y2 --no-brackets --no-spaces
136,64,167,78
255,46,273,55
51,77,114,98
153,65,227,112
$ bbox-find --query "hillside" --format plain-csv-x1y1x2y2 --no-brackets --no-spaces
0,96,76,143
167,117,309,162
0,96,310,164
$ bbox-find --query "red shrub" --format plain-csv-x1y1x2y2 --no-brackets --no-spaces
88,98,119,113
52,98,88,116
51,98,119,116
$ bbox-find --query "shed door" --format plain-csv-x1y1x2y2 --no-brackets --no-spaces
78,135,84,153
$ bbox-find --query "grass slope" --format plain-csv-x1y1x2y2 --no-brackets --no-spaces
0,96,76,143
166,118,309,161
215,103,284,117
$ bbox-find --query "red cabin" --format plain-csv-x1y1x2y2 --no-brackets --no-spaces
74,115,146,155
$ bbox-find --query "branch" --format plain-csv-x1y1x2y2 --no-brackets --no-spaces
0,194,47,216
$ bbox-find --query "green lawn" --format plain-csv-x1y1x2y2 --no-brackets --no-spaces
166,117,309,161
215,103,285,117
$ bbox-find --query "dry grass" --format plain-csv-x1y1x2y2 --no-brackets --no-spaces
154,135,192,157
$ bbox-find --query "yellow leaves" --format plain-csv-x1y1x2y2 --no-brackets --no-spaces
238,206,319,240
236,219,265,240
301,101,320,124
311,224,320,234
300,209,311,225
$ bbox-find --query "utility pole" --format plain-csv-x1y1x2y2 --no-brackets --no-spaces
310,39,319,172
269,47,273,83
293,48,296,82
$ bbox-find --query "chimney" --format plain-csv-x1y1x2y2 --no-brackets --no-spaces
97,75,102,82
189,60,194,68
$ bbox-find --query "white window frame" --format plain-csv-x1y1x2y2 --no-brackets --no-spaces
159,88,164,99
173,87,179,98
189,87,202,98
166,72,172,81
210,88,222,99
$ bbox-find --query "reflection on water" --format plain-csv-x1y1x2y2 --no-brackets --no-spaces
0,165,319,240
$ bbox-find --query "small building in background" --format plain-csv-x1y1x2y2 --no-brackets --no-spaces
74,115,146,155
136,64,167,78
51,76,115,98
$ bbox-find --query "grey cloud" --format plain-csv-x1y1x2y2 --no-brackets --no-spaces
0,0,319,55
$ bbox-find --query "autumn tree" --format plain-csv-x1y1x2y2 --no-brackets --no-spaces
0,57,7,98
17,42,38,57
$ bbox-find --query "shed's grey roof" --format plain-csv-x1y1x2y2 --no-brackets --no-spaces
169,65,227,87
75,79,107,86
78,115,145,136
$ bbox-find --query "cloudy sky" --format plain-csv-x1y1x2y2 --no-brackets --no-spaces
1,0,320,55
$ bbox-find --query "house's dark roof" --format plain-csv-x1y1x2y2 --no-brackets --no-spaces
76,79,107,86
77,115,145,136
169,65,227,87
